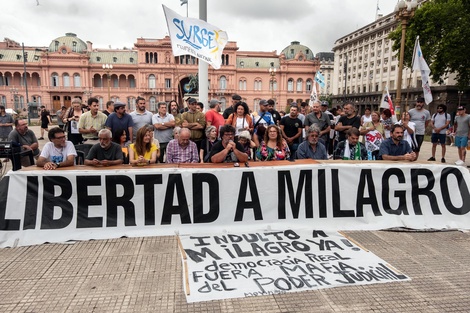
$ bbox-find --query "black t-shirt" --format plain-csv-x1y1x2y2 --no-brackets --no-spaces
270,110,282,125
208,140,245,162
223,106,234,119
280,116,303,144
337,115,361,142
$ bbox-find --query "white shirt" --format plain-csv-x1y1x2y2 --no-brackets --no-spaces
40,141,77,164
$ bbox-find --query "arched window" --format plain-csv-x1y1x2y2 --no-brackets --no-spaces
148,74,156,89
287,79,294,91
219,76,226,90
296,79,303,92
51,73,59,87
306,79,312,91
254,79,262,91
63,74,70,87
239,79,246,91
127,97,136,111
74,74,81,87
149,96,156,110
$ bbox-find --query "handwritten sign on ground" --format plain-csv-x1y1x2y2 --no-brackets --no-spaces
179,229,410,302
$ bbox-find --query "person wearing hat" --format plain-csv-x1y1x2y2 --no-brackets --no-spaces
253,99,275,144
236,130,257,160
179,97,206,150
453,106,470,166
408,97,431,159
205,99,225,137
105,101,134,143
222,94,242,119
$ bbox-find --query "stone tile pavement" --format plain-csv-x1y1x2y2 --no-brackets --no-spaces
0,231,469,312
1,125,470,312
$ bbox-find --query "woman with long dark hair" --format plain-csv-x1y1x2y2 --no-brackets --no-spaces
255,125,290,161
225,101,253,136
128,125,158,165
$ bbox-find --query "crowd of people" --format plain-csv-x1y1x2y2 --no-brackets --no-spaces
1,94,469,170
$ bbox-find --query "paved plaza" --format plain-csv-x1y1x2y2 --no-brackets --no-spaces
0,125,469,312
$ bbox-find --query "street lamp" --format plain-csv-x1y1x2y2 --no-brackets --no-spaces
458,90,464,106
9,88,18,110
269,67,277,100
394,0,418,114
102,64,113,101
83,89,93,101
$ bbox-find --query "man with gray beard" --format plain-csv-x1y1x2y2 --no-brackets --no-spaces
85,129,123,166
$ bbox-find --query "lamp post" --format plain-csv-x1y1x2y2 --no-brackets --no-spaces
83,89,93,102
458,90,464,106
269,67,277,100
9,88,18,110
102,64,113,101
394,0,418,115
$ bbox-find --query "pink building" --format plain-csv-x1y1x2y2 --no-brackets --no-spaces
0,33,320,114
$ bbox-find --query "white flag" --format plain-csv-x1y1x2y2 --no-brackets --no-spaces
163,5,228,69
412,37,433,105
308,81,318,107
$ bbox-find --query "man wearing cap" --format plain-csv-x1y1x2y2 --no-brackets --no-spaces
78,97,108,145
205,99,225,137
267,99,282,125
179,97,206,150
253,99,274,132
408,97,431,159
453,106,470,166
105,101,134,143
223,94,242,119
0,105,15,141
153,101,175,163
130,96,153,142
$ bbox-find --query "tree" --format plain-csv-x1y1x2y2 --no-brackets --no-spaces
389,0,470,89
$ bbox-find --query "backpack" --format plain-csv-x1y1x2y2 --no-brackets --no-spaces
432,112,450,129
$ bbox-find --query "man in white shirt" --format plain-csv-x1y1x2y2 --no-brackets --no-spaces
37,127,77,170
153,102,175,163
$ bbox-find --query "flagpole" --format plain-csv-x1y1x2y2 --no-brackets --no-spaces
198,0,208,109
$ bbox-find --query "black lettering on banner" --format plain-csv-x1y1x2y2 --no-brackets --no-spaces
185,247,221,263
24,176,39,230
161,174,191,225
136,174,162,226
105,175,136,227
311,230,328,238
192,173,219,223
317,169,327,218
41,176,73,229
440,168,470,215
277,170,313,219
234,172,262,221
332,169,353,217
356,169,381,217
0,176,20,231
76,176,103,228
382,169,408,215
410,169,438,215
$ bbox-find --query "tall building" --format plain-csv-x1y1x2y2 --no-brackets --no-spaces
0,34,320,116
316,52,334,96
331,11,464,113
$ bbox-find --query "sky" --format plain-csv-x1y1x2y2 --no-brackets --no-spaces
3,0,398,54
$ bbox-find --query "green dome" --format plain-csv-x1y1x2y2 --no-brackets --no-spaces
49,33,87,53
281,41,315,60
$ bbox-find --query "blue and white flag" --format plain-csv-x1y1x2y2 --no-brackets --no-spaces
315,71,325,88
412,37,432,105
163,5,228,69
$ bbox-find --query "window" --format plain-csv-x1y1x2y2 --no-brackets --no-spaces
129,76,136,88
306,80,312,91
254,79,262,91
73,74,81,87
165,78,171,89
296,79,303,92
239,79,247,91
113,57,117,62
287,79,294,92
51,73,59,87
149,96,156,110
72,41,77,52
148,74,156,89
219,76,227,90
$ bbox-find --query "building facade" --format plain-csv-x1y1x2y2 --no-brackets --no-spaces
331,12,466,114
0,34,320,115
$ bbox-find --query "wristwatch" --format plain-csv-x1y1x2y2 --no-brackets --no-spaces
54,162,60,168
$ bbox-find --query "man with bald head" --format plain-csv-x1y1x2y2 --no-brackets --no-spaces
166,128,199,163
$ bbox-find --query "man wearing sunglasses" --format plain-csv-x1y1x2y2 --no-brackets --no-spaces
408,97,431,159
36,127,77,170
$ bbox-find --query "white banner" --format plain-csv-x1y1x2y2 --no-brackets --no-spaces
163,5,228,69
1,163,469,248
179,229,410,302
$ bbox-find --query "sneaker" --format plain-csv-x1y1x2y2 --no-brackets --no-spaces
441,158,446,163
455,160,465,166
427,157,436,161
38,137,44,140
